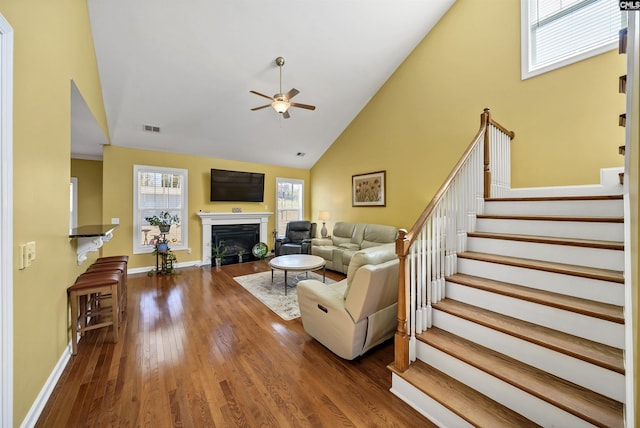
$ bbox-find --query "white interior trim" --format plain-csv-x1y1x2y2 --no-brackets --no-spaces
0,12,14,428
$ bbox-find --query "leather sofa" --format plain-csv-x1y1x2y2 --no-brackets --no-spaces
297,243,399,360
310,222,398,273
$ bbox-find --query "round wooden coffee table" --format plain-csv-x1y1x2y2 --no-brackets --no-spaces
268,254,326,295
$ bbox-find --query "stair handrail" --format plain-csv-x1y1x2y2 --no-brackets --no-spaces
393,108,515,372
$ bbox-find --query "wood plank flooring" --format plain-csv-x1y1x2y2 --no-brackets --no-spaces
36,261,432,427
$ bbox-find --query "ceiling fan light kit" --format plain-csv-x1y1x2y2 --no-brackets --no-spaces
250,56,316,119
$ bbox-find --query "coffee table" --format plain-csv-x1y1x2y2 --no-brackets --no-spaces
268,254,326,295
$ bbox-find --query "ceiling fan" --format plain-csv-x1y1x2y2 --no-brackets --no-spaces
250,57,316,119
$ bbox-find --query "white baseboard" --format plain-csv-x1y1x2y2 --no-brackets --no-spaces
126,260,202,275
20,343,72,428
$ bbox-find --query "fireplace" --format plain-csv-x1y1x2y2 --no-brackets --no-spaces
212,224,260,265
196,211,272,265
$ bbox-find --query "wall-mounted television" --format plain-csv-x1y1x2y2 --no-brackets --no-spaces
210,168,265,202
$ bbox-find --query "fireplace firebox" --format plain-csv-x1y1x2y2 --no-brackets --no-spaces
212,224,260,265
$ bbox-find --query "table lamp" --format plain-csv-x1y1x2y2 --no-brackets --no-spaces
318,211,330,238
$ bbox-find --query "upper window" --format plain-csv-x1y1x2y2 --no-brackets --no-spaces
133,165,188,254
521,0,625,79
275,177,304,237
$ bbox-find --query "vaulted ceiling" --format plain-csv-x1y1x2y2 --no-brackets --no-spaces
71,0,455,168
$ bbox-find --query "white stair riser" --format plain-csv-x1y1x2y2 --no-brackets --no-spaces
476,218,624,241
467,236,624,271
432,309,625,402
483,199,623,217
390,375,474,428
416,341,597,427
457,258,624,306
445,282,624,348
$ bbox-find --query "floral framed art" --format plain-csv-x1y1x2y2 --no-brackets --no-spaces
352,170,386,207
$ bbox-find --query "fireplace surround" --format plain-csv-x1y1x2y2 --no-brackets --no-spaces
197,212,272,265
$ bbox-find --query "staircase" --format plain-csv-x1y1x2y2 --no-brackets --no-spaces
389,194,626,427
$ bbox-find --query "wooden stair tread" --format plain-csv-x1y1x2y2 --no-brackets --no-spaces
477,214,623,223
446,273,624,324
467,231,624,250
388,360,541,428
458,251,624,284
418,328,623,428
434,299,624,374
486,195,622,202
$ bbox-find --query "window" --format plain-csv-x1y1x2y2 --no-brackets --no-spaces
275,178,304,237
522,0,625,79
133,165,188,254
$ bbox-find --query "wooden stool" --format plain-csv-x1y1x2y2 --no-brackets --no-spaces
68,271,121,355
86,261,128,321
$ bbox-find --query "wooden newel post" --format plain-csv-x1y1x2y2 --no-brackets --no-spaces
394,229,410,372
482,108,491,199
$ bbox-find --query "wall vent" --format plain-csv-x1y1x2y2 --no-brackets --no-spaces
143,124,160,133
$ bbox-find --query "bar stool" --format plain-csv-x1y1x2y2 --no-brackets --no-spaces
68,271,121,355
86,261,128,321
95,255,129,264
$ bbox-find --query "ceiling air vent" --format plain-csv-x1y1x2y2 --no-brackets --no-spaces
143,124,160,133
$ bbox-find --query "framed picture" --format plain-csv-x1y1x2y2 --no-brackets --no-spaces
352,170,386,207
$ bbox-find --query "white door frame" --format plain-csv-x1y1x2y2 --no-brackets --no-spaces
0,12,14,428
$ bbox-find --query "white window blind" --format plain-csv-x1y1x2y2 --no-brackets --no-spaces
522,0,625,79
133,165,188,254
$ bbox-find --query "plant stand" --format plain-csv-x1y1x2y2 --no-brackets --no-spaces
153,233,176,275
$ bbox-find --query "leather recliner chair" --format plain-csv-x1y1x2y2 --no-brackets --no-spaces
297,243,399,360
274,220,317,255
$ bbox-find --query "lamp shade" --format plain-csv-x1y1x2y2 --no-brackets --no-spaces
272,99,290,113
318,210,331,221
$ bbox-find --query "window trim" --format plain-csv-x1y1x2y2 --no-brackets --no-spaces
521,0,623,80
133,164,188,255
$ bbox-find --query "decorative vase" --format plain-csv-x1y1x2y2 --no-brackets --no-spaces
215,257,221,267
238,254,243,263
157,242,169,252
159,224,171,233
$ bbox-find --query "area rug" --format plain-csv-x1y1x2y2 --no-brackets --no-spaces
233,270,336,321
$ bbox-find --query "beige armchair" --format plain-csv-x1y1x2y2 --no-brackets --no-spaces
297,243,399,360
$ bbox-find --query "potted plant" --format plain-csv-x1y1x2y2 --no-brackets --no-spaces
149,234,178,275
212,240,227,267
145,211,179,233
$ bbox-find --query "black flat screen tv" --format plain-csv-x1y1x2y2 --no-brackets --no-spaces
210,168,265,202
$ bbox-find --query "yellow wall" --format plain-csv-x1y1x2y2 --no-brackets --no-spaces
311,0,626,232
70,159,103,227
0,0,109,425
101,146,310,269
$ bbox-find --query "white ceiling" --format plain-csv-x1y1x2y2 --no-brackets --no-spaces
72,0,455,168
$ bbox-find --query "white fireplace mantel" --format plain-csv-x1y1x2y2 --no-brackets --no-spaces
197,211,272,265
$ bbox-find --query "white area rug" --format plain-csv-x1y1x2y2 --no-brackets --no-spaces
233,270,335,321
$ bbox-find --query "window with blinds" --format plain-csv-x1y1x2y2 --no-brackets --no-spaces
521,0,626,79
133,165,188,254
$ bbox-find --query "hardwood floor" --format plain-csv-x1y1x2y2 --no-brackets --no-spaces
37,260,432,427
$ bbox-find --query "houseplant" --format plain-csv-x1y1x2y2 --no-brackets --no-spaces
149,234,178,275
145,211,180,233
212,240,227,267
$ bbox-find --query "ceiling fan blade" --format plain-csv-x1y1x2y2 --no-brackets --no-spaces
249,90,274,101
284,88,299,100
251,104,271,111
290,102,316,111
282,110,291,119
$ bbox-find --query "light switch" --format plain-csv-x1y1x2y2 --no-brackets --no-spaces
24,241,36,267
111,218,120,224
